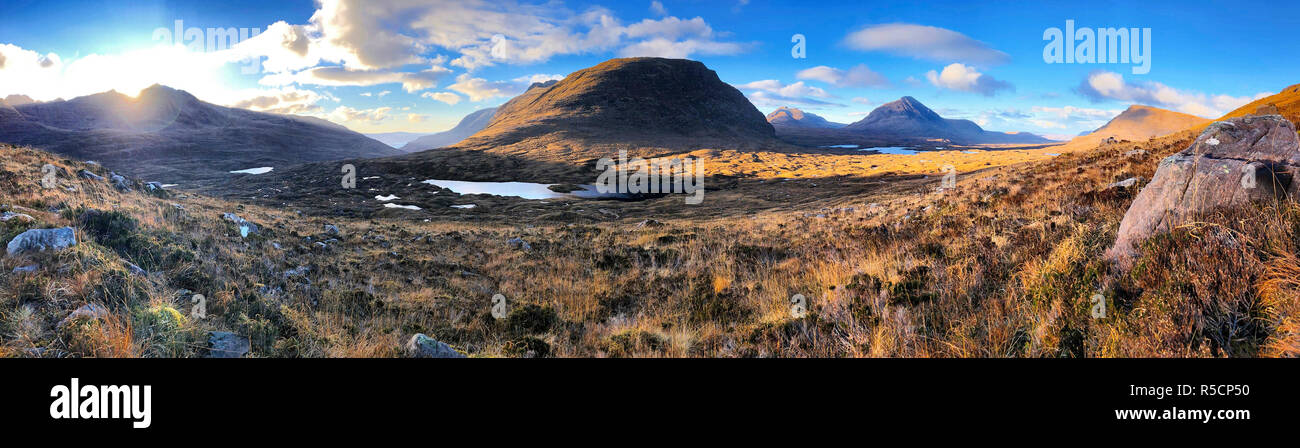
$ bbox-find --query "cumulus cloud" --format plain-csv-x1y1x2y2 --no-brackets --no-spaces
924,63,1013,96
407,113,429,123
1075,71,1269,117
229,87,333,114
326,105,392,124
795,64,889,88
422,91,462,105
650,1,668,16
843,23,1009,65
300,0,749,71
736,79,843,107
448,74,519,102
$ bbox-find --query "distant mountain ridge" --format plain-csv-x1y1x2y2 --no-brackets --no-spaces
1063,104,1210,150
766,107,844,128
844,96,1052,144
0,84,401,183
400,107,498,152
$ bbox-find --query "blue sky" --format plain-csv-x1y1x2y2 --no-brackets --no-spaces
1,0,1297,138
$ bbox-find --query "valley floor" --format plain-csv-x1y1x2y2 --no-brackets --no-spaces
2,133,1298,357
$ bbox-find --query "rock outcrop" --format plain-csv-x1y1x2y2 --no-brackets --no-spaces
404,333,466,358
6,227,77,256
1106,114,1300,264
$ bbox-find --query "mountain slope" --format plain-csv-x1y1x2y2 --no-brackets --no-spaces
400,107,497,152
1218,83,1300,124
0,85,401,183
456,57,776,154
766,107,844,128
842,96,1052,144
1063,105,1210,150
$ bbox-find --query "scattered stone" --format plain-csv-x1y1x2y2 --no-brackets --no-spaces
1106,177,1143,190
207,331,251,358
145,182,165,191
109,172,131,191
6,227,77,256
1124,149,1149,158
58,303,109,328
0,211,34,223
77,169,103,181
507,237,532,250
404,333,466,358
12,264,38,274
125,262,146,276
221,213,259,237
1107,115,1300,264
634,219,664,228
324,224,340,235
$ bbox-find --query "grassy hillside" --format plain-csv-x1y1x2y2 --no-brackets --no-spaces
4,118,1299,357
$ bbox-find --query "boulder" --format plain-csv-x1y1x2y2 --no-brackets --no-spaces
0,211,34,223
1106,177,1143,191
507,237,532,250
77,169,104,181
6,227,77,256
208,331,250,358
109,172,131,191
404,333,466,358
324,224,340,235
12,264,38,274
221,213,259,237
58,303,109,328
1106,115,1300,264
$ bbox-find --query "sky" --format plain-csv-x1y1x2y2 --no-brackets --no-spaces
1,0,1298,139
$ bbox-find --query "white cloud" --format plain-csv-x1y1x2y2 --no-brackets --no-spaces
924,63,1013,96
407,113,429,123
422,91,462,105
229,87,333,114
795,64,888,88
843,23,1009,65
448,74,518,102
326,105,392,124
1076,71,1269,117
300,0,749,71
737,79,843,107
260,65,451,92
650,1,668,16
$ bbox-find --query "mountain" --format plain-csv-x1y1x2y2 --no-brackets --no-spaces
0,84,401,183
364,132,426,149
1218,83,1300,124
400,107,497,152
1063,105,1210,150
0,94,36,106
213,57,785,201
842,96,1052,144
766,107,844,128
458,58,776,153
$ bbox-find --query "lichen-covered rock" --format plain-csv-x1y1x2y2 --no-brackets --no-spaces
404,333,466,358
221,213,259,237
1107,115,1300,265
6,227,77,256
208,331,250,358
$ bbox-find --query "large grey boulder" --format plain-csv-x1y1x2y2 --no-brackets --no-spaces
221,213,259,237
208,331,251,358
404,333,466,358
6,227,77,256
1107,114,1300,264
